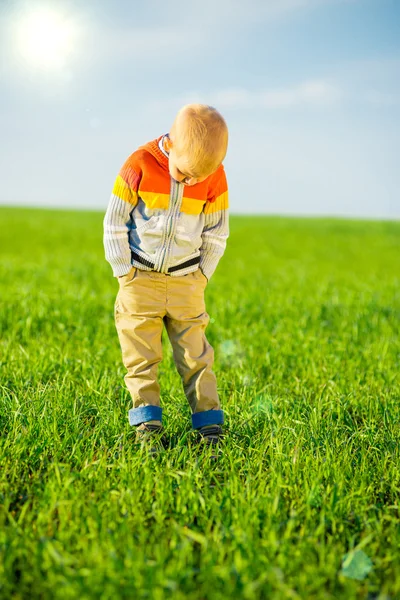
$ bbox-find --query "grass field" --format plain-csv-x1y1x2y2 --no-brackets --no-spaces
0,207,399,599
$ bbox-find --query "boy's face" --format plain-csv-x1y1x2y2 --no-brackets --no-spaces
168,152,209,187
164,136,214,186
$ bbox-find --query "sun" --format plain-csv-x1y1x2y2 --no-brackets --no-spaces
16,8,76,69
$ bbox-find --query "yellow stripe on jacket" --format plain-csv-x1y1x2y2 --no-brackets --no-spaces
112,175,138,206
137,192,207,215
204,191,229,215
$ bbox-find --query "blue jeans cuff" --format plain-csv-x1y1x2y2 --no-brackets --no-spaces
192,409,224,429
128,406,163,426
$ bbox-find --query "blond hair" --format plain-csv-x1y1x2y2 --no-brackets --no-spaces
170,104,228,177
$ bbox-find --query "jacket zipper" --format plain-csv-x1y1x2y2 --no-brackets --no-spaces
158,179,183,272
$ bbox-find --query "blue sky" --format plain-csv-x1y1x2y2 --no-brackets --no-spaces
0,0,399,218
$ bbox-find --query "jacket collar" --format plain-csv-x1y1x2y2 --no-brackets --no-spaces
158,134,169,158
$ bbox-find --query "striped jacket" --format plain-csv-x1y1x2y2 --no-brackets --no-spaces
103,135,229,280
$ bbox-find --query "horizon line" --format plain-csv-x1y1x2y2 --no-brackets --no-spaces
0,204,398,223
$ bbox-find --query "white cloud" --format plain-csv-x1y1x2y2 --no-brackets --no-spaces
146,80,342,112
214,81,342,108
144,65,400,113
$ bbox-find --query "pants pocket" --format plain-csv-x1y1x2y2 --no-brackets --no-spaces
196,268,208,285
119,266,138,284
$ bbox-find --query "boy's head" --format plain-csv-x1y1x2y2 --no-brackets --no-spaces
164,104,228,186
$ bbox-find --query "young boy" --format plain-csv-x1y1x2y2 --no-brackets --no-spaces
103,104,229,452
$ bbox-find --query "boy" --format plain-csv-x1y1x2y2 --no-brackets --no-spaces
103,104,229,453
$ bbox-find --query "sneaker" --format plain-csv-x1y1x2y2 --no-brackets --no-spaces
135,423,167,455
197,424,224,446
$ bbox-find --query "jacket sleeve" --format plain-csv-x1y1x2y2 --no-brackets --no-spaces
199,166,229,281
103,157,140,277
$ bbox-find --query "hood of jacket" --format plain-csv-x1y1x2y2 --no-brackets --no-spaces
139,135,170,172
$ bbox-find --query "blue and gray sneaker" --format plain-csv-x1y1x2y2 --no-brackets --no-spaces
197,424,224,447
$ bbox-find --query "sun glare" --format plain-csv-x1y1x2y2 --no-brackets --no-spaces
16,9,76,69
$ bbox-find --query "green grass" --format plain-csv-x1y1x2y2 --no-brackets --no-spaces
0,207,399,599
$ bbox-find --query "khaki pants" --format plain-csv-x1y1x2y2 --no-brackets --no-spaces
114,267,224,430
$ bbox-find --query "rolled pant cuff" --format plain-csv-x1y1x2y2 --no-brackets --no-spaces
128,406,163,426
192,409,224,429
